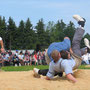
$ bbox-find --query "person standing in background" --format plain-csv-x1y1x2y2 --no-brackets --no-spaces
0,37,5,52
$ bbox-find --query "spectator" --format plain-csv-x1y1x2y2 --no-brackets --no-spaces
18,51,24,66
25,50,28,55
0,53,3,67
82,49,89,65
41,51,46,65
15,50,19,56
24,53,30,65
87,48,90,63
8,50,12,56
12,55,19,66
33,51,38,65
30,54,35,65
0,37,5,53
2,53,10,66
38,53,42,65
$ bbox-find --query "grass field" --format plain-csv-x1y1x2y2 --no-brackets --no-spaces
1,65,90,71
1,65,49,71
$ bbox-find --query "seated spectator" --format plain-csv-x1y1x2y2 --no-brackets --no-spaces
25,50,28,55
82,49,89,65
30,54,35,65
0,53,3,67
8,50,12,56
9,52,15,65
33,51,38,65
24,53,30,65
38,53,42,65
87,48,90,63
28,51,30,56
18,51,24,66
15,50,19,56
12,55,19,66
2,53,10,66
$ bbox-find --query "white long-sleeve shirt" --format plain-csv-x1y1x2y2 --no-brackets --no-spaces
0,37,2,41
47,58,76,79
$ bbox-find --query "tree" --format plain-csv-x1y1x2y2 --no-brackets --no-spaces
24,18,35,49
84,33,90,40
7,17,17,49
35,18,46,51
50,20,66,42
46,21,55,43
16,20,25,49
55,20,66,41
64,21,75,42
0,15,88,50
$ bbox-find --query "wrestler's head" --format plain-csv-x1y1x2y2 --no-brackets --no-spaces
51,50,61,63
60,50,71,59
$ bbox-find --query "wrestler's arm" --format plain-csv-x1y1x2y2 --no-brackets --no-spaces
45,62,54,80
70,48,73,54
66,73,77,83
46,76,51,80
0,39,5,52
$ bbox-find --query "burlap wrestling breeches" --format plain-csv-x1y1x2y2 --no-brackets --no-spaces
45,49,51,65
71,53,82,70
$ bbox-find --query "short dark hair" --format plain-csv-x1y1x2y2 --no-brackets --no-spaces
60,50,68,59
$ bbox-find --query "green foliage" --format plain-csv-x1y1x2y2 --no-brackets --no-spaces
64,21,75,41
54,20,66,41
84,33,90,40
0,16,89,50
16,20,25,49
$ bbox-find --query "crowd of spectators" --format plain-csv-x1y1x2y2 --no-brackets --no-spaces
0,50,47,67
0,48,90,67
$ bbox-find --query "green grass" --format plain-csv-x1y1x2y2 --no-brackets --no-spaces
1,65,90,71
79,65,90,69
1,65,49,71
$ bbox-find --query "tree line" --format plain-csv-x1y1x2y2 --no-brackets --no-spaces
0,16,90,51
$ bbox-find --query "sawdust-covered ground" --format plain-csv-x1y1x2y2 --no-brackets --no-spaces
0,69,90,90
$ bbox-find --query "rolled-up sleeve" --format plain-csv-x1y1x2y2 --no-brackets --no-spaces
46,62,55,79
